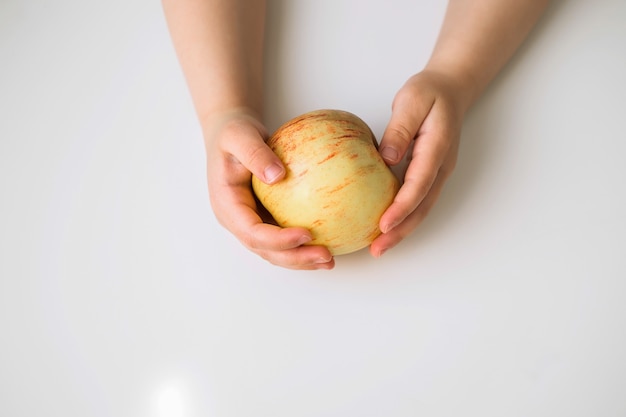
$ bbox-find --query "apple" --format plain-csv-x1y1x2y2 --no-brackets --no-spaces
252,109,400,255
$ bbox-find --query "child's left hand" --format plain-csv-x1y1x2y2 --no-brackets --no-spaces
370,70,469,257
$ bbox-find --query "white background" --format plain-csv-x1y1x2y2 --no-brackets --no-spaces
2,1,626,416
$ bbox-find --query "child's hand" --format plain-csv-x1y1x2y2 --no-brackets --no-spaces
370,70,467,257
203,109,335,270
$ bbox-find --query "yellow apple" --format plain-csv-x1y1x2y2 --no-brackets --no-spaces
252,109,399,255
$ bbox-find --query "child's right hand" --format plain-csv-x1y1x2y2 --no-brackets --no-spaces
202,109,335,270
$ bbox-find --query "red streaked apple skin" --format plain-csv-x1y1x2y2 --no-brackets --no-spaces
252,109,400,256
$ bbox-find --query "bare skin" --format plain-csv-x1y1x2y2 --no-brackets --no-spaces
162,0,550,269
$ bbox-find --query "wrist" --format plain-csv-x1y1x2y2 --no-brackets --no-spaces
200,104,263,131
423,59,482,112
200,106,267,144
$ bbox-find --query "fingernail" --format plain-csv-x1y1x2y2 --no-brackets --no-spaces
264,163,284,183
381,147,399,163
377,248,388,258
297,235,312,246
381,221,399,234
315,256,332,264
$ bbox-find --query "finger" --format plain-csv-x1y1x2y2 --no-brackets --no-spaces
257,245,336,270
229,201,335,268
241,219,334,264
211,179,334,267
248,223,336,270
221,118,286,184
379,88,434,165
370,168,448,257
379,121,451,234
210,179,306,250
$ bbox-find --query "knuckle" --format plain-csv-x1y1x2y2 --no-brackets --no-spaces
259,251,275,264
439,157,457,178
390,124,415,145
239,230,260,251
242,143,268,168
213,118,248,146
217,118,269,168
393,85,416,109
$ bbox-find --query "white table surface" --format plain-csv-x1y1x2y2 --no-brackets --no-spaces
2,1,625,416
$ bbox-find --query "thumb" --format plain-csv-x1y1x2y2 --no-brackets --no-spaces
225,118,285,184
379,88,431,166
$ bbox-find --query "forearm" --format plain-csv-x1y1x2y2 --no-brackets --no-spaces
162,0,266,123
426,0,550,110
